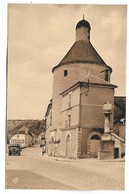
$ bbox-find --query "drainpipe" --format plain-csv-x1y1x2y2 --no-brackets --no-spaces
77,82,89,158
76,86,82,159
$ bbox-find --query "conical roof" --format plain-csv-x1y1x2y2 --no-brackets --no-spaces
52,40,112,72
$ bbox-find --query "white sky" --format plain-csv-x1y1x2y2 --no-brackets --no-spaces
7,4,127,119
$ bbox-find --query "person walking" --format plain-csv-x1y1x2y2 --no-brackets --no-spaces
42,146,45,155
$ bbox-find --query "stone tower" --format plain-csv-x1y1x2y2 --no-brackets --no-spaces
51,18,112,139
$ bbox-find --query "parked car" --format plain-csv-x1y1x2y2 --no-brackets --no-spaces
8,144,21,156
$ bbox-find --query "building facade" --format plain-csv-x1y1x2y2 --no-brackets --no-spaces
45,18,125,159
10,126,35,148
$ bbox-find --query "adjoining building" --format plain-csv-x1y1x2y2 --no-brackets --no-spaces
45,18,125,159
114,96,126,141
10,126,35,148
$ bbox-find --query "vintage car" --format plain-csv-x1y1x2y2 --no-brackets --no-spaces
8,144,21,156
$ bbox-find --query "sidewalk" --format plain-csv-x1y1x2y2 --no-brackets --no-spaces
42,154,125,163
23,144,125,163
42,154,76,162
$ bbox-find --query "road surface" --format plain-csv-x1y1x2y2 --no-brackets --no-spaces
6,145,125,190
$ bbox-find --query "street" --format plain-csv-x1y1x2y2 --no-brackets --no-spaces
6,145,125,190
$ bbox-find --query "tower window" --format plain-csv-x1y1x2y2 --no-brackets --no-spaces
68,115,71,127
68,92,71,108
67,134,71,141
64,70,68,77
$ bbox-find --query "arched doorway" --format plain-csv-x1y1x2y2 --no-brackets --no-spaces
87,132,102,158
90,135,101,158
66,134,71,158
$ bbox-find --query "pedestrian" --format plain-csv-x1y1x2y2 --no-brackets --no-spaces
42,146,45,155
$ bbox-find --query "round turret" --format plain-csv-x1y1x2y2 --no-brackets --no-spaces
76,19,91,30
76,19,91,42
51,18,113,132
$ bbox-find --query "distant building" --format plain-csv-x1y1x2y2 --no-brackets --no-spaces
114,96,126,141
45,18,125,159
10,126,35,148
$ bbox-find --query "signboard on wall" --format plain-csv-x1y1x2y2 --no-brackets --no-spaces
10,139,28,145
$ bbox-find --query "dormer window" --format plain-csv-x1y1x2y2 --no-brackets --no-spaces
64,70,68,77
105,69,109,82
100,69,110,82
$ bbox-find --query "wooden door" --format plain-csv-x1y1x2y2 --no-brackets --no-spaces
90,135,101,158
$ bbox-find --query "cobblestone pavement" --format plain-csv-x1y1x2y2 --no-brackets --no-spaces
6,145,125,190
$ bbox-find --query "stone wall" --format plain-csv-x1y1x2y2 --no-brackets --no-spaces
81,128,103,158
60,128,77,159
80,85,114,128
